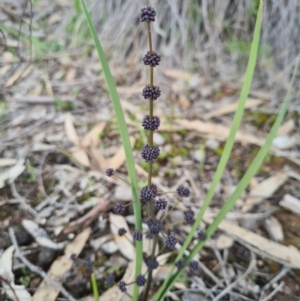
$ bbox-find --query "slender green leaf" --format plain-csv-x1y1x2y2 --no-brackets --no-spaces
154,58,297,300
91,273,99,301
154,2,263,299
79,1,142,300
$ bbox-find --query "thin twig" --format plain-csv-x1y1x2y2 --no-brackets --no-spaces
8,228,77,301
259,267,289,301
262,282,284,301
212,245,232,301
198,260,224,288
212,253,256,301
0,275,20,301
10,182,38,216
212,243,230,288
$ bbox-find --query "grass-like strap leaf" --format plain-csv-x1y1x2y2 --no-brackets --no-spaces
153,2,263,299
154,58,297,300
79,1,142,300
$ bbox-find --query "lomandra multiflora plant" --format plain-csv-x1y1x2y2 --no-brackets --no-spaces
81,1,297,300
104,6,201,300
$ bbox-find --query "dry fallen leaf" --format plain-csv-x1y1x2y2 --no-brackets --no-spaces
242,171,289,212
204,98,266,119
22,219,64,250
64,113,79,145
204,210,300,268
264,217,284,242
277,119,294,136
82,122,106,148
0,158,17,167
0,246,31,301
90,147,107,170
163,69,193,81
69,146,90,167
176,119,266,147
279,194,300,214
215,234,234,249
0,160,25,189
110,213,135,261
107,137,136,170
216,219,300,267
32,227,91,301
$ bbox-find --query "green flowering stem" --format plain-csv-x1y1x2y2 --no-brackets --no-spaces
143,21,158,301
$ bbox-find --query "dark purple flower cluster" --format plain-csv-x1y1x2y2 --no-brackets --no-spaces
197,230,206,241
154,198,167,210
70,253,77,261
142,85,161,100
118,281,127,292
140,184,157,204
140,6,156,22
85,258,93,271
118,228,127,236
133,229,143,241
114,203,125,213
106,274,115,287
102,213,108,220
184,209,195,225
146,218,163,234
144,255,159,270
143,51,161,67
189,260,199,272
106,168,114,177
175,258,185,270
146,232,153,239
165,235,177,249
141,144,160,162
136,274,146,287
172,226,181,235
177,185,190,197
142,115,160,131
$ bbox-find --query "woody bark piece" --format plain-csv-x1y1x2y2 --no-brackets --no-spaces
32,227,91,301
